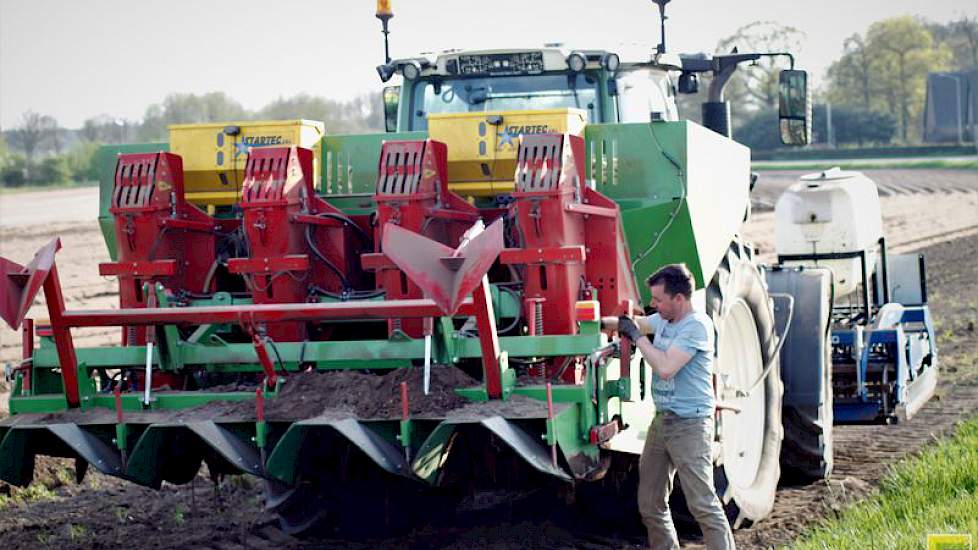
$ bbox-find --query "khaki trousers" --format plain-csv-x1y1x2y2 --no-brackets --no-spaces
637,412,735,550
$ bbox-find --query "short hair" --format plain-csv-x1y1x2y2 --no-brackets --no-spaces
646,263,694,299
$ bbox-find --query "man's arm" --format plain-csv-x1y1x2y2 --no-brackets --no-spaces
614,315,688,380
634,337,691,380
601,315,656,335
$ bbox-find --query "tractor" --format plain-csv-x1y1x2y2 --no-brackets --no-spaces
0,0,931,536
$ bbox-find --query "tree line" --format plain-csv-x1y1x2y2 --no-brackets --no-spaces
2,14,975,186
0,91,383,187
730,15,976,150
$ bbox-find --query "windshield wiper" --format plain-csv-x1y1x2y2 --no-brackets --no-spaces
567,74,581,109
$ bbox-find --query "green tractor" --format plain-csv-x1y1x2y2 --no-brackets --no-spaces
0,2,815,534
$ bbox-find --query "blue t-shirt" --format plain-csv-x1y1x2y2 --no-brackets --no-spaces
647,311,715,418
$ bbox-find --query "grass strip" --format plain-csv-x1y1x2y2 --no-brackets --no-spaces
792,413,978,549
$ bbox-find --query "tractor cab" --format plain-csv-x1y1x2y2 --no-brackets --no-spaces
381,47,682,134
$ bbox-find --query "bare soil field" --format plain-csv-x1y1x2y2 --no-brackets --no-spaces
0,171,975,548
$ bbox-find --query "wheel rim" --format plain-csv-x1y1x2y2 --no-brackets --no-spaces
717,298,766,490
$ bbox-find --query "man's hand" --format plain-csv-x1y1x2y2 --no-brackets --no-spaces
617,315,641,341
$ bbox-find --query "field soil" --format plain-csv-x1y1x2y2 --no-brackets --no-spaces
0,171,976,548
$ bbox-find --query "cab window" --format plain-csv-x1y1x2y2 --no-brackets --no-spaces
409,73,601,131
615,68,678,123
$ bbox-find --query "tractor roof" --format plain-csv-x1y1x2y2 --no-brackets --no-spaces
379,45,683,82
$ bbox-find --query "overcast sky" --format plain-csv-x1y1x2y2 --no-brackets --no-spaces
2,0,975,129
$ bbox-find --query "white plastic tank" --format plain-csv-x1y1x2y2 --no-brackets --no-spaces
774,168,883,298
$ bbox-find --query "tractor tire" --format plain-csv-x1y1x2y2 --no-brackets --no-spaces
674,240,783,528
780,344,833,482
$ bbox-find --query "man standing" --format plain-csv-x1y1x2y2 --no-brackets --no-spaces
604,263,734,550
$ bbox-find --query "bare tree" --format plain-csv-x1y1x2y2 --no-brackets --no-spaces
8,111,47,164
41,115,63,154
715,21,807,113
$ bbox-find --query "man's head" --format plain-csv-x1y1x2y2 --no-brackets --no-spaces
646,263,694,321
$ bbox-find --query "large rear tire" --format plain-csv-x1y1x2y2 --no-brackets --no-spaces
780,345,833,482
697,240,783,528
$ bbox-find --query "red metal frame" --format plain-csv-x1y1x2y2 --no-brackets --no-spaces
506,133,641,337
369,139,480,336
228,146,369,341
99,152,220,346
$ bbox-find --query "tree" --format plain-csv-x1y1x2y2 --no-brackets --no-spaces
42,115,64,154
138,92,249,141
81,114,127,144
65,141,101,182
826,34,876,110
8,111,48,164
34,156,70,185
929,16,978,71
715,21,807,114
814,104,897,146
826,16,951,143
732,109,782,150
0,154,28,187
257,92,384,134
865,16,950,141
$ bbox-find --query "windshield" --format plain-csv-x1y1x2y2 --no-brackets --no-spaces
409,72,601,130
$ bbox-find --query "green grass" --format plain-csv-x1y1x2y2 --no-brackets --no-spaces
0,482,58,507
753,159,978,171
792,414,978,549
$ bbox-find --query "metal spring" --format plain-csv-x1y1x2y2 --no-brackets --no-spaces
535,300,544,336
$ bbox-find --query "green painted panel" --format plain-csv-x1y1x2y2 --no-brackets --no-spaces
584,120,750,298
33,334,601,372
95,142,169,260
320,131,426,214
0,429,32,486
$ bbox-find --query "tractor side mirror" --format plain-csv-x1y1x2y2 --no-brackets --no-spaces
678,72,698,94
778,69,811,146
383,86,400,133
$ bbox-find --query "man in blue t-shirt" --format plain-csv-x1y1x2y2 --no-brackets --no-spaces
604,263,734,550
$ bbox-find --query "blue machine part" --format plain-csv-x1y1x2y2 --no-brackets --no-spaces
831,305,937,423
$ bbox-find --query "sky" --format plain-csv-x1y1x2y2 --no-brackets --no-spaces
1,0,975,130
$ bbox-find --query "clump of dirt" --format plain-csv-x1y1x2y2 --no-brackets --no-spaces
446,394,551,421
162,366,480,422
265,366,478,420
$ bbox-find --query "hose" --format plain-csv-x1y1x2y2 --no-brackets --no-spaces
305,225,350,290
631,123,686,269
266,337,289,378
496,285,523,334
743,293,795,396
310,285,385,301
314,212,372,248
201,258,221,294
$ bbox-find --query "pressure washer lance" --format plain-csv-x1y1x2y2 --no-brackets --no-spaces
423,317,433,395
